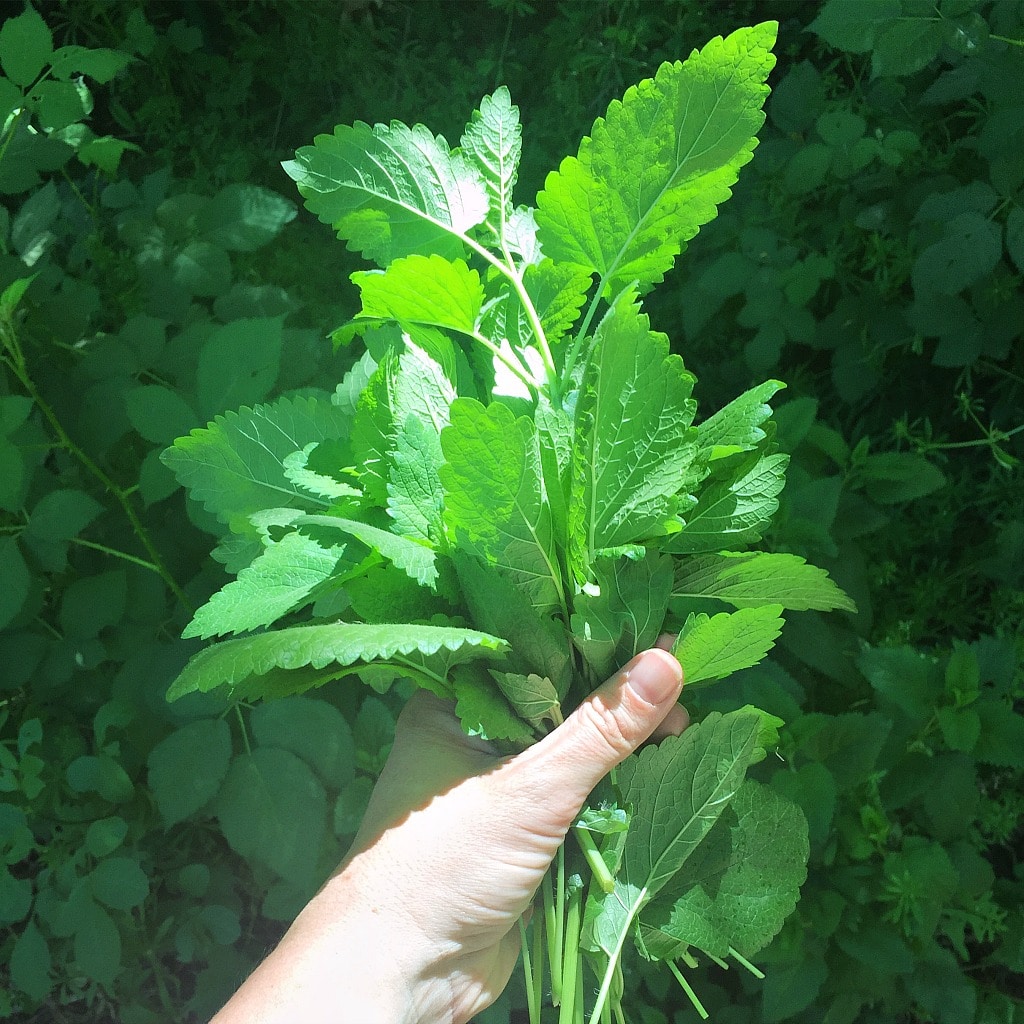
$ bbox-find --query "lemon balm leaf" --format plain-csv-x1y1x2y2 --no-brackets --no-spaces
536,24,777,296
283,120,488,266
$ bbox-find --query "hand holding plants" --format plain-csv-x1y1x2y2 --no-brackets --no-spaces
212,647,685,1024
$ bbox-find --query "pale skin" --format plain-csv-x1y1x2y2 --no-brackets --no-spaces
212,643,687,1024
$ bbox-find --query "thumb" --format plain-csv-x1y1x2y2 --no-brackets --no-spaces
509,649,684,824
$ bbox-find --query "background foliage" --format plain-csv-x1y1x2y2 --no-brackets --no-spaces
0,1,1020,1022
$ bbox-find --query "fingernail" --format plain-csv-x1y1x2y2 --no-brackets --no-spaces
626,651,682,706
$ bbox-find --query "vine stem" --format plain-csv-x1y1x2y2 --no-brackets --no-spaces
1,323,192,613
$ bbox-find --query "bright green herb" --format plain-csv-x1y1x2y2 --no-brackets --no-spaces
163,21,855,1022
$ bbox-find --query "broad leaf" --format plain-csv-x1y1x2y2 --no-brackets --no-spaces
672,605,785,686
570,297,697,572
167,622,508,700
536,24,777,295
283,120,488,265
661,447,788,554
618,710,760,901
638,780,808,958
697,380,786,451
490,671,562,729
441,398,564,613
161,396,352,533
673,552,856,612
183,529,347,639
352,254,484,336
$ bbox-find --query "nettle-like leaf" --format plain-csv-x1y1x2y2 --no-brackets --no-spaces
536,23,777,296
168,622,508,701
441,398,563,613
283,120,488,264
570,296,698,574
672,605,786,686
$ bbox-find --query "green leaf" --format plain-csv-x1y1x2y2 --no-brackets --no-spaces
697,380,785,451
352,254,484,335
859,451,946,504
0,537,30,631
351,342,455,527
31,79,88,131
872,17,944,78
49,44,132,83
283,119,488,265
0,6,53,86
572,551,675,679
147,718,232,825
570,297,697,570
60,569,127,639
808,0,902,52
23,488,104,572
673,552,856,612
196,183,297,251
672,605,785,686
125,384,197,444
251,697,355,788
10,920,52,1001
973,701,1024,767
282,442,360,501
162,395,353,532
619,710,760,900
452,551,572,694
453,664,535,744
90,857,149,911
441,398,563,611
639,780,808,959
912,212,1001,296
661,448,788,554
215,747,326,886
167,621,508,700
536,24,776,296
197,317,284,418
171,239,231,298
184,529,347,639
490,671,562,729
74,899,121,986
460,86,521,244
296,515,437,588
524,260,593,347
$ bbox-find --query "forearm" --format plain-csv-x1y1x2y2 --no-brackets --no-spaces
211,866,452,1024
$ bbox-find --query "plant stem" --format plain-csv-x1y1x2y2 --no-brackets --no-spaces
520,916,539,1024
575,826,615,893
544,866,562,1005
0,325,192,613
667,960,709,1020
729,946,765,979
558,884,582,1024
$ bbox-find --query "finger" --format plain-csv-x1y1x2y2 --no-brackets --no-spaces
507,648,684,823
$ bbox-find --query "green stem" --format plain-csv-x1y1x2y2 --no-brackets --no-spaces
558,884,582,1024
68,537,165,576
469,328,540,398
531,907,545,1023
519,916,538,1024
729,946,765,979
234,705,252,756
544,866,562,1006
575,826,615,893
0,335,192,613
667,960,709,1020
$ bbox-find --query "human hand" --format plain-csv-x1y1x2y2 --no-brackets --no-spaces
213,644,686,1024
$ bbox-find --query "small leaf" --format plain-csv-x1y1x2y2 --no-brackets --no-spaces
460,86,522,244
125,384,198,444
197,317,284,418
196,183,297,251
697,380,785,451
808,0,901,52
490,671,562,729
672,606,785,686
0,538,30,631
251,697,355,789
11,920,52,1001
90,857,149,911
